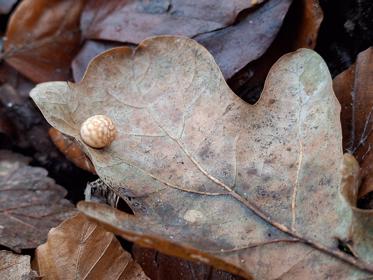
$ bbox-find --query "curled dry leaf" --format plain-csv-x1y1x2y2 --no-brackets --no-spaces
79,0,292,79
0,251,37,280
3,0,85,83
34,213,149,280
31,36,373,279
0,150,76,252
49,128,96,174
333,47,373,198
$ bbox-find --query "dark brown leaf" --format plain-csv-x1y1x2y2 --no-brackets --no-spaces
195,0,292,79
133,245,244,280
34,213,149,280
333,47,373,198
0,250,37,279
3,0,85,82
79,0,292,79
81,0,264,44
230,0,324,101
0,150,76,251
49,128,96,174
30,36,373,279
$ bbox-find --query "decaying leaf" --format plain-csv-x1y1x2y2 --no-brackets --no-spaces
49,128,96,174
81,0,263,43
0,250,37,280
34,213,149,280
230,0,324,101
30,36,373,279
0,150,76,251
133,245,244,280
79,0,292,79
333,47,373,198
3,0,85,82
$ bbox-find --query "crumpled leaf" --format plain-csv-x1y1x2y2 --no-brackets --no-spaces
0,150,76,251
79,0,292,79
0,250,37,279
3,0,85,82
81,0,264,44
30,36,373,279
34,213,149,280
333,47,373,198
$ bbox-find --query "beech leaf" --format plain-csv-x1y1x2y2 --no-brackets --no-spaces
30,36,373,279
34,213,149,280
3,0,85,82
0,150,76,251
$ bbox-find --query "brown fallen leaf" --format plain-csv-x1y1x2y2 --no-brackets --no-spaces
0,150,76,251
72,40,124,82
79,0,292,79
195,0,292,79
0,250,37,280
81,0,263,44
230,0,324,101
333,47,373,198
34,213,149,280
133,245,244,280
3,0,85,83
30,36,373,279
49,128,96,174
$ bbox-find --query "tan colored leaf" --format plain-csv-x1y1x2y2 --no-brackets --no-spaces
3,0,85,82
0,251,37,280
30,36,373,279
333,47,373,198
34,213,149,280
0,150,76,251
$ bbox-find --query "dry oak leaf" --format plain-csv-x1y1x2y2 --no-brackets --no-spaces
0,250,37,280
333,47,373,198
30,36,373,279
3,0,85,83
0,150,76,252
34,213,149,280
